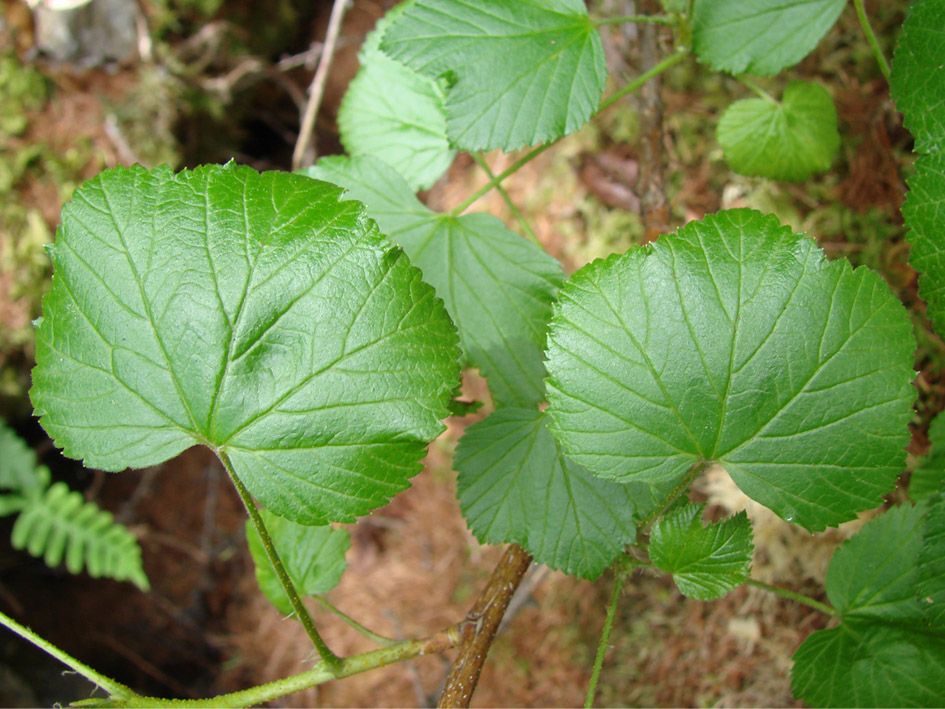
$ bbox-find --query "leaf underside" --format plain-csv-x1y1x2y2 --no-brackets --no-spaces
30,163,460,525
306,155,564,409
545,209,916,531
380,0,607,152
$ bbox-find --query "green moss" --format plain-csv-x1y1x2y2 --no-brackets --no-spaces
0,52,48,138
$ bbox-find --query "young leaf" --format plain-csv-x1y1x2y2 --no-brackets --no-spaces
380,0,607,152
911,410,945,503
892,0,945,336
692,0,846,76
11,481,149,590
0,423,50,496
717,81,839,181
306,156,564,408
246,508,349,616
545,209,916,532
338,0,455,191
649,503,752,600
919,494,945,628
30,164,460,525
455,408,639,580
792,505,945,707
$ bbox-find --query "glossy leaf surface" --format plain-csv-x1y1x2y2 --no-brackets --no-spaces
455,408,638,580
381,0,607,151
30,164,460,524
717,81,839,181
649,503,752,600
692,0,845,76
545,209,916,531
338,1,454,190
307,156,563,408
246,508,349,615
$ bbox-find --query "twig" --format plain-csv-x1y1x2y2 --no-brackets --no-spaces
437,544,534,708
292,0,349,171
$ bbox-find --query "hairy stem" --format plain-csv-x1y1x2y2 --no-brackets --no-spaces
598,48,688,113
852,0,891,82
220,452,342,672
746,579,840,617
584,559,631,708
470,153,541,245
0,610,136,700
637,461,707,540
312,596,397,647
739,76,777,104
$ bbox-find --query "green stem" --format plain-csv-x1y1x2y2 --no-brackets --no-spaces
220,452,343,673
852,0,891,82
597,48,689,113
746,579,840,618
584,559,631,708
739,76,777,104
70,627,462,708
0,610,137,700
594,14,675,26
312,596,397,647
470,153,541,245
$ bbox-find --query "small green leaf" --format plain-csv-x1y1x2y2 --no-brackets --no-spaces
792,505,945,707
545,209,916,531
0,423,50,496
380,0,607,151
911,410,945,503
338,1,455,191
919,495,945,628
692,0,846,76
717,81,839,181
12,481,149,590
306,156,564,408
649,503,752,600
246,508,349,616
30,164,460,525
455,408,639,580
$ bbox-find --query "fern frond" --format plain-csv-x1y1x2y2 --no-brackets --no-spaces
11,482,150,591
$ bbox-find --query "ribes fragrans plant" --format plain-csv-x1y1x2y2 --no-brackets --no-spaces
3,0,945,706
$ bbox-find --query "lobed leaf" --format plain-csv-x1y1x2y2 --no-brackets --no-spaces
30,164,461,525
246,508,349,616
338,1,455,191
649,503,752,600
455,408,638,580
692,0,846,76
380,0,607,152
717,81,839,182
545,209,916,531
306,156,564,408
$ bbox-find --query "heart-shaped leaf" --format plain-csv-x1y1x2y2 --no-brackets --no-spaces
30,164,460,524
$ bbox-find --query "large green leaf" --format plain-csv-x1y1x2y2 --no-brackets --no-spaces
306,156,564,408
30,164,460,525
919,495,945,628
246,508,349,616
649,503,752,600
717,81,839,181
792,505,945,707
893,0,945,337
692,0,846,76
455,408,638,580
545,209,916,531
380,0,607,152
338,1,455,191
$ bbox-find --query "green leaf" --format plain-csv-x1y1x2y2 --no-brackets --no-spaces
380,0,607,152
11,481,149,590
717,81,839,181
545,209,916,532
0,423,50,496
306,156,564,408
890,0,945,154
246,508,349,616
338,1,455,191
919,495,945,628
792,505,945,707
692,0,846,76
30,164,460,525
911,410,945,503
649,503,752,600
455,408,638,580
903,152,945,336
